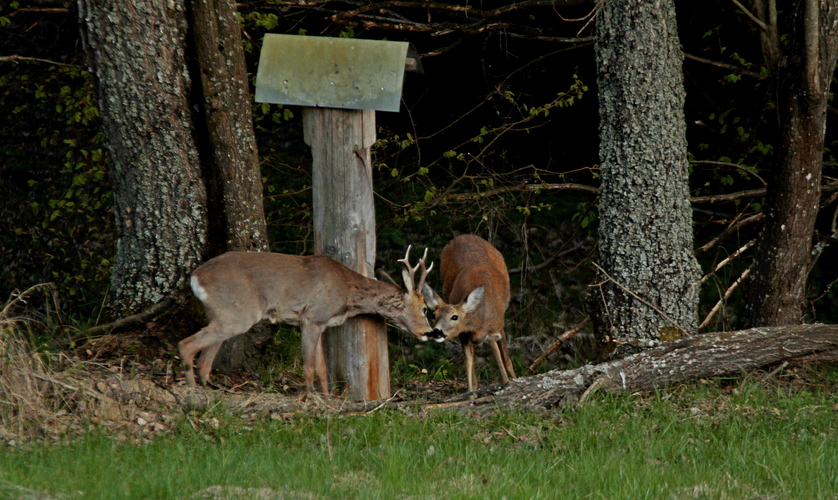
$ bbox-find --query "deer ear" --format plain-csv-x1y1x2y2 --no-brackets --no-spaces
376,268,399,287
462,285,485,313
401,269,414,293
422,283,441,310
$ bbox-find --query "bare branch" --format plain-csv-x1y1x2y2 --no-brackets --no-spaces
696,213,763,257
527,317,591,373
698,238,756,286
0,55,79,68
699,267,751,330
730,0,769,32
691,188,766,204
442,182,598,202
690,160,767,185
684,53,764,79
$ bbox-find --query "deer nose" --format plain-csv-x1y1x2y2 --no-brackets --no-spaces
428,329,445,342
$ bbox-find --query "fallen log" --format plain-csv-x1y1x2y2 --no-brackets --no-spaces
480,323,838,411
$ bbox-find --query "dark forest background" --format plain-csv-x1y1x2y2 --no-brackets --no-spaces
2,0,837,372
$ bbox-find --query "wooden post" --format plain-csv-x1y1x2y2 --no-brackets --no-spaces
303,107,390,400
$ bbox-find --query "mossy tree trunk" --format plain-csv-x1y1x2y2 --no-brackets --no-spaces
78,0,208,316
590,0,701,343
78,0,270,378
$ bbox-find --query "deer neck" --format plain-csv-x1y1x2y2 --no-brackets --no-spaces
348,278,402,317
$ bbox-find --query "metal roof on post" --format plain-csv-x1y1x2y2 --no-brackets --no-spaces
255,34,410,112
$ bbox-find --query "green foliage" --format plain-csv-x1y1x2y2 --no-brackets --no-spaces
2,64,112,314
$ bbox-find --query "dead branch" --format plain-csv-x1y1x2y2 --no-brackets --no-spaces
527,317,591,373
699,267,751,330
698,238,756,286
78,296,181,340
0,55,79,67
696,213,764,257
591,262,689,337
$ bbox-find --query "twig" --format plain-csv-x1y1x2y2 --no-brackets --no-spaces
508,240,587,274
696,213,763,257
684,53,764,79
443,182,598,203
689,160,767,186
698,267,751,331
1,283,54,322
591,262,690,337
698,238,756,286
729,0,769,32
528,317,591,373
690,188,766,204
0,55,79,68
759,361,788,385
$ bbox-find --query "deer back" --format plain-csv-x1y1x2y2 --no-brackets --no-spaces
191,252,358,328
192,250,434,337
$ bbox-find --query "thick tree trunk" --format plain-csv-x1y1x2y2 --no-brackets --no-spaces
742,0,838,327
78,0,207,315
190,0,269,254
484,324,838,411
591,0,700,342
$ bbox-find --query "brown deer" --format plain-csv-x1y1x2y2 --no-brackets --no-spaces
179,246,436,393
422,234,516,393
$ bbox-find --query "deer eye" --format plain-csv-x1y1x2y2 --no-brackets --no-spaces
422,307,427,314
451,315,459,321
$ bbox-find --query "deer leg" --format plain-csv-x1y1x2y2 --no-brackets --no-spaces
179,326,224,387
461,338,477,395
315,329,328,395
196,341,223,386
500,332,516,379
179,318,254,387
489,339,509,383
302,321,327,394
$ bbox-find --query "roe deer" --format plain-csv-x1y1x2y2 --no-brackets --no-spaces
179,247,436,393
422,234,516,393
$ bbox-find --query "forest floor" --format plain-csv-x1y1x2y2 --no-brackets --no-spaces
3,325,837,447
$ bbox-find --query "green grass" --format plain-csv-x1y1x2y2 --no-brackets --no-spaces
1,381,836,499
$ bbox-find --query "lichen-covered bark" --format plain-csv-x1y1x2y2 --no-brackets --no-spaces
190,0,268,253
592,0,700,342
78,0,207,315
488,324,838,411
742,1,838,327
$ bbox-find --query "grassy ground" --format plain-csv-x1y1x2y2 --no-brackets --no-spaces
1,376,836,500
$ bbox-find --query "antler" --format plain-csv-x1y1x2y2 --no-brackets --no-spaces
398,245,434,293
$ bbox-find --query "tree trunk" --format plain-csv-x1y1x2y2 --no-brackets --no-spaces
481,324,838,412
189,0,269,254
741,0,838,327
189,0,272,378
591,0,700,343
77,0,207,316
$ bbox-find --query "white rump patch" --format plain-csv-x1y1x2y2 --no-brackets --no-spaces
191,275,208,301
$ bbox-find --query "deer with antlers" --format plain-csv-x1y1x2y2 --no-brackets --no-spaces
179,246,436,394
